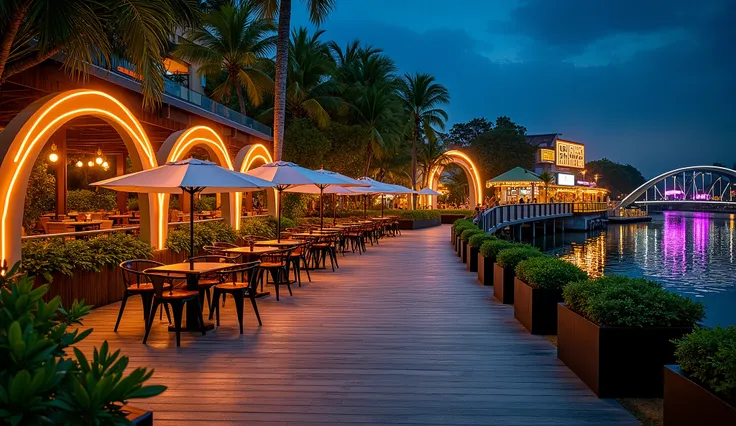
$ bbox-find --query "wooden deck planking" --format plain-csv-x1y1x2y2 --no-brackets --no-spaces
73,225,637,425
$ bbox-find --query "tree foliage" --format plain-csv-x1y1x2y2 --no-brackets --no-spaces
23,158,56,233
585,158,646,199
470,117,536,183
444,117,493,147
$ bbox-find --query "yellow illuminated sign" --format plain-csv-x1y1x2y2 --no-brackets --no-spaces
556,140,585,168
539,148,555,163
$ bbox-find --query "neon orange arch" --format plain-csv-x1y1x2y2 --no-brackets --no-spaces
157,125,239,230
0,89,160,266
426,150,483,208
234,144,274,216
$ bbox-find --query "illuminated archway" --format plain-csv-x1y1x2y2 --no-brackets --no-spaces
0,89,160,266
427,150,483,208
157,126,239,230
234,144,274,217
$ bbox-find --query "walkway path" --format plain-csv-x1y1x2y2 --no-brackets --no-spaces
75,225,638,425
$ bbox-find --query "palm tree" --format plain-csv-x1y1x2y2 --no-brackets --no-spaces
253,0,336,160
258,28,340,128
0,0,199,108
175,2,275,115
418,134,451,190
397,72,450,208
538,171,555,203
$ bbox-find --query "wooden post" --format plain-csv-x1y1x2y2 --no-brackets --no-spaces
245,192,253,212
115,154,126,212
54,131,67,217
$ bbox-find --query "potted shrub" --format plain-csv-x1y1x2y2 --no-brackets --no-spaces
493,246,543,304
478,239,513,286
460,228,483,263
558,276,705,397
663,326,736,425
466,233,494,272
0,264,166,424
514,257,587,334
454,222,475,256
452,219,472,247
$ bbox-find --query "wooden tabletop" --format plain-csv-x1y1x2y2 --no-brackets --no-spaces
253,240,303,247
48,220,102,226
107,214,132,219
223,246,277,254
145,262,232,275
290,232,336,238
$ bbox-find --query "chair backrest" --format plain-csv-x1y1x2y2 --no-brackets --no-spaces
187,255,234,264
45,222,69,234
213,241,238,249
240,235,269,242
259,248,293,267
144,272,183,298
100,220,114,230
218,261,260,290
169,210,180,222
119,259,164,288
91,212,104,220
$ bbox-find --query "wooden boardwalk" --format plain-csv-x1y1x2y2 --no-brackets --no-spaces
74,225,638,425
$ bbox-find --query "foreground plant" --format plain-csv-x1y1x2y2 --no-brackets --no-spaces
675,326,736,402
0,263,165,424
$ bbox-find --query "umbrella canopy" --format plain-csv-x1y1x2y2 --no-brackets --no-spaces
92,158,274,193
92,158,275,266
418,187,442,196
286,169,369,227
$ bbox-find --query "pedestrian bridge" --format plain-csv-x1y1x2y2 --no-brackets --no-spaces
480,202,608,234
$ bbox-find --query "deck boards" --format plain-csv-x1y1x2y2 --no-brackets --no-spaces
73,225,638,425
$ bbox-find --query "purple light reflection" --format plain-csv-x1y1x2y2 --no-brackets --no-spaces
663,212,687,276
692,212,711,263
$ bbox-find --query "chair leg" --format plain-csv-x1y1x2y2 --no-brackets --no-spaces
170,301,183,347
140,292,153,327
302,256,311,282
209,289,220,321
114,293,129,332
249,295,262,326
163,304,172,324
233,293,245,334
196,298,207,336
142,299,160,344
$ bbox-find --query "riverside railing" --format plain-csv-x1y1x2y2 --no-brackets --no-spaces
481,203,574,233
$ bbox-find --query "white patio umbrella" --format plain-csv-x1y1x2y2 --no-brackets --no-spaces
418,187,442,196
350,178,416,217
285,169,368,228
244,162,365,240
92,158,275,267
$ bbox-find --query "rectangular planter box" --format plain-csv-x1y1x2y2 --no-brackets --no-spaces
456,236,462,256
493,263,514,304
477,253,494,286
398,217,441,230
125,405,153,426
557,303,692,397
664,365,736,426
466,245,479,272
460,240,468,263
513,278,562,335
441,214,467,224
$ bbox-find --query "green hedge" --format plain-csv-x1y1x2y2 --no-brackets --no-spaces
454,222,476,236
468,233,495,248
496,246,544,269
239,216,297,239
460,228,483,242
439,209,474,216
67,189,117,212
166,221,237,254
479,239,514,260
21,233,153,282
396,210,441,220
675,326,736,401
562,275,705,328
515,256,587,291
194,195,217,212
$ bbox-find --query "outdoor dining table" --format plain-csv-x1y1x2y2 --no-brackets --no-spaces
222,246,277,298
107,214,132,226
144,262,233,331
253,239,303,248
48,220,102,234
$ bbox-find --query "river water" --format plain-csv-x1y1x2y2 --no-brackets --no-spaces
537,211,736,327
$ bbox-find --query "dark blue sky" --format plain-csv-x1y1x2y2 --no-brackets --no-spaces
293,0,735,177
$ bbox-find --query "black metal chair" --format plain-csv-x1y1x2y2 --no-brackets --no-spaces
186,255,234,312
286,239,312,286
142,272,206,347
209,261,262,334
116,260,172,332
257,248,295,301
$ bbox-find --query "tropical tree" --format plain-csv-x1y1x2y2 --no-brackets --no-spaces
538,171,555,203
253,0,336,161
175,2,275,114
397,72,450,207
0,0,199,108
418,135,452,190
258,28,340,128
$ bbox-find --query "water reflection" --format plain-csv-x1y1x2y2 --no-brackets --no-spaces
544,211,736,327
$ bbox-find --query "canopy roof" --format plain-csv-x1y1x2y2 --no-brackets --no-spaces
91,158,275,194
285,169,368,194
349,177,415,195
486,167,542,186
418,187,442,195
244,161,364,188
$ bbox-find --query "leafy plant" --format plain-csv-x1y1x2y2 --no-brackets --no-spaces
0,264,165,424
468,233,495,248
67,189,117,212
479,239,514,260
562,275,706,328
674,326,736,402
166,221,237,254
126,197,139,211
238,216,297,239
21,234,153,282
454,222,476,237
23,158,56,233
281,193,308,222
495,246,544,269
515,256,587,291
395,210,441,220
460,228,483,242
194,196,217,212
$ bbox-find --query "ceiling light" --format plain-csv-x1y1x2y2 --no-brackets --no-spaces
48,143,58,162
76,160,83,168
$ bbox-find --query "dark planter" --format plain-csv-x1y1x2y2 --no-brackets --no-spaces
557,304,693,397
493,263,515,304
664,365,736,426
441,214,466,224
466,245,479,272
460,240,468,263
477,253,494,286
456,236,462,256
124,405,153,425
398,217,441,230
513,278,562,335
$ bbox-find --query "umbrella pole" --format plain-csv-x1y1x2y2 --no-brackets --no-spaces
332,193,337,226
319,186,324,230
188,187,195,269
363,194,367,219
277,188,283,243
381,194,385,217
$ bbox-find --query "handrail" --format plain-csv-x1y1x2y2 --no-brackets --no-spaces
572,202,608,213
481,203,575,233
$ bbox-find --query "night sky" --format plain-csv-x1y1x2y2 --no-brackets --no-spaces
293,0,735,177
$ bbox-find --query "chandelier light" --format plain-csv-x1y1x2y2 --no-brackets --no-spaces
95,147,104,165
76,160,83,168
48,143,59,163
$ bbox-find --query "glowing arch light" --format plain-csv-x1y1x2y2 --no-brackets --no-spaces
0,90,159,265
234,144,274,218
427,149,483,208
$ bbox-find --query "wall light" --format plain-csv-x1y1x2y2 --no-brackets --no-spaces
76,160,83,168
102,161,109,170
48,143,59,163
95,147,103,165
87,160,94,167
